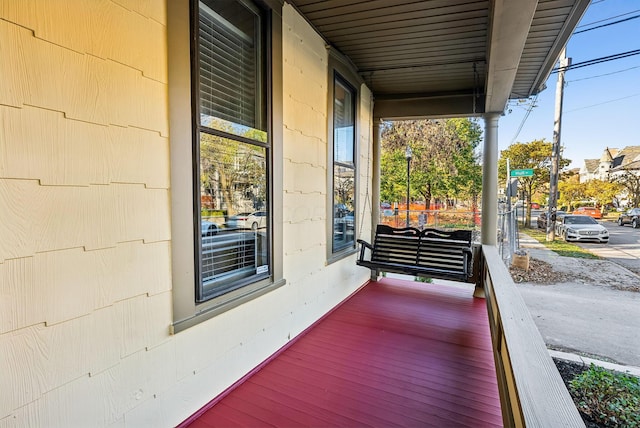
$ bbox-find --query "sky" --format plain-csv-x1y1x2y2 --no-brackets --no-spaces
497,0,640,170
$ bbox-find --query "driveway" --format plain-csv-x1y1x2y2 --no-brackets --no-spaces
517,233,640,367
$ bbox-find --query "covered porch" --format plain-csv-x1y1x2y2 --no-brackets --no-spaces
180,247,582,427
181,276,501,427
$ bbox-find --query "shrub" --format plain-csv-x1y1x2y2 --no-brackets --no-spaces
569,364,640,427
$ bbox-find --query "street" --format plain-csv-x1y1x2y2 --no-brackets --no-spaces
518,213,640,367
576,219,640,274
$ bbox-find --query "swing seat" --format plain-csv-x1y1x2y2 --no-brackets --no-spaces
357,224,474,282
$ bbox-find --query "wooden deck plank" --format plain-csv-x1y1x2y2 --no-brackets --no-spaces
180,278,502,427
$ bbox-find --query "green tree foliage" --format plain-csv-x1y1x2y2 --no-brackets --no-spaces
200,119,266,215
558,174,587,211
498,140,571,226
380,119,482,209
585,179,623,212
613,168,640,208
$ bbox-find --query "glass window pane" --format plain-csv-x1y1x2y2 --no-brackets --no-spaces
199,133,270,301
198,0,266,143
334,78,354,165
333,165,355,252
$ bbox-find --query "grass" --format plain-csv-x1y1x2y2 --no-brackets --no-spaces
522,227,600,259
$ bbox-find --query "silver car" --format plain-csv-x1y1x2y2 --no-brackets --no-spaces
558,215,609,243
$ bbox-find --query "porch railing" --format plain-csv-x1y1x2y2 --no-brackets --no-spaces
480,245,585,427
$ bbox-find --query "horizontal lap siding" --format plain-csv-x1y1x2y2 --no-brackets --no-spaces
0,0,173,425
2,2,374,426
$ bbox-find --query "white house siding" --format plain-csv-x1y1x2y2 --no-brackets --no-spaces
1,1,373,427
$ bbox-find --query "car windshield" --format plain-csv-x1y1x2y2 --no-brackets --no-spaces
565,216,597,225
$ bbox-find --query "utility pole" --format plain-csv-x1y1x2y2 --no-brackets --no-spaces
547,48,570,241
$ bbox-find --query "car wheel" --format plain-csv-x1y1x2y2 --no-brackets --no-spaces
618,218,623,226
251,221,258,231
633,219,639,229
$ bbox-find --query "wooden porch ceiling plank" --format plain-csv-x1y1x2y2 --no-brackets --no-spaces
314,11,488,38
318,19,487,43
339,28,487,51
331,21,487,46
348,38,486,56
305,0,488,27
349,42,486,63
300,0,484,20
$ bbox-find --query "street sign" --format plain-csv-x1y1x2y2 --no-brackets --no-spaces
510,169,534,177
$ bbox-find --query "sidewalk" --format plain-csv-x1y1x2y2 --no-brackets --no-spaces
516,232,640,374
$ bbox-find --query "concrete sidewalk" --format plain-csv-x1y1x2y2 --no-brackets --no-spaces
516,232,640,374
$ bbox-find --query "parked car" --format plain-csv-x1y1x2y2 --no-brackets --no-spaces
572,206,602,220
530,202,540,209
536,210,567,229
556,215,609,243
226,211,268,231
201,220,219,236
617,208,640,228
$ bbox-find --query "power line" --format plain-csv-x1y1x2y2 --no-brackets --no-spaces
567,64,640,83
564,93,640,113
574,13,640,34
576,9,640,28
551,49,640,73
508,95,538,145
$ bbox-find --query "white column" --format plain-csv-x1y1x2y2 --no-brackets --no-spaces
371,119,382,238
482,113,500,245
370,120,382,281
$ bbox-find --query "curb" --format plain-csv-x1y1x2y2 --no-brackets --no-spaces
549,349,640,378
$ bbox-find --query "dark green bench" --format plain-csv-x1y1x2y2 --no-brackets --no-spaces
357,224,474,282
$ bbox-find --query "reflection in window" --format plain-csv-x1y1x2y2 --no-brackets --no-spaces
332,75,356,253
196,0,270,302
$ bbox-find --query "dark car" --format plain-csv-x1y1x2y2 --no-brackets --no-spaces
617,208,640,228
537,210,567,229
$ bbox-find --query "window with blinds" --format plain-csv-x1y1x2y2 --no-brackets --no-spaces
198,0,266,142
195,0,271,303
332,75,356,253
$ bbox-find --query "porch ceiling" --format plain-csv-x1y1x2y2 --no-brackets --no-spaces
289,0,589,119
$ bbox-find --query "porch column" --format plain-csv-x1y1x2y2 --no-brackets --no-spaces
371,119,382,235
370,119,382,281
481,113,500,245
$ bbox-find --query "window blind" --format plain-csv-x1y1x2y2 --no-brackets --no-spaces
198,3,259,130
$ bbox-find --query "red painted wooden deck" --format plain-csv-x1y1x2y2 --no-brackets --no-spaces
180,277,502,427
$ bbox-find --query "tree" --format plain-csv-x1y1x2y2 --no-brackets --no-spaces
613,168,640,208
585,179,623,212
498,140,570,227
558,174,587,211
200,119,266,215
380,119,482,210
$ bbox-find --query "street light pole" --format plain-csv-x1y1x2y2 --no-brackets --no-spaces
405,145,412,227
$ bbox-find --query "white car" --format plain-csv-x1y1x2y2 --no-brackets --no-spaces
201,220,219,236
557,215,609,243
226,211,268,231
